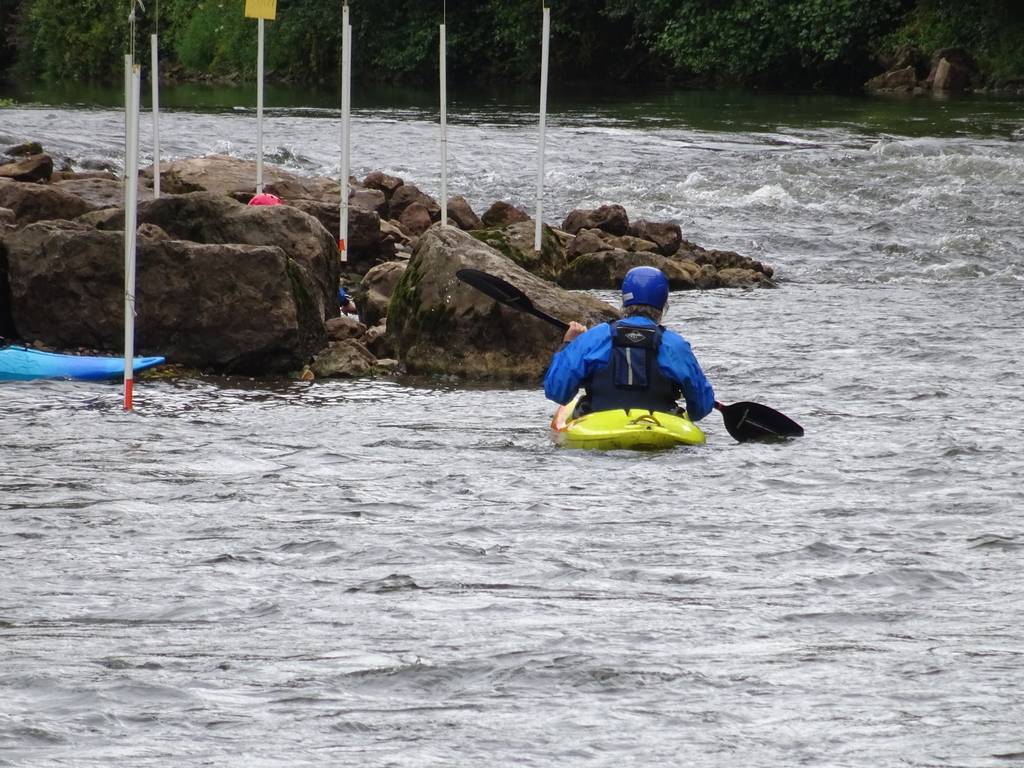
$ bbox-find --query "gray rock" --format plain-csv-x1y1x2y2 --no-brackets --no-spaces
359,260,407,327
0,154,53,183
561,204,629,236
387,224,618,381
0,177,93,224
4,220,325,372
481,200,530,227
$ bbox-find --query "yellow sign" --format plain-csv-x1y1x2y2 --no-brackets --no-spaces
244,0,277,20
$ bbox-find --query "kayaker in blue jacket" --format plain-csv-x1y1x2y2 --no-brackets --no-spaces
544,266,715,420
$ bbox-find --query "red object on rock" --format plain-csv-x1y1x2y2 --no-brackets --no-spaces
248,193,282,206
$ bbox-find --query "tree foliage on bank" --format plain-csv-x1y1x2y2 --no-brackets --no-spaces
5,0,1024,89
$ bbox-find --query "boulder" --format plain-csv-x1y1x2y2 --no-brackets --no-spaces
481,200,530,227
148,154,339,203
607,234,660,253
926,48,979,93
113,192,340,321
3,220,325,372
561,204,629,236
310,339,377,378
288,198,383,266
380,219,415,252
359,260,407,327
0,154,53,183
715,267,775,288
629,219,682,256
0,177,94,225
4,142,43,157
350,187,387,216
566,228,614,261
362,171,404,200
399,201,434,236
361,321,396,359
446,195,482,230
559,250,699,291
326,314,367,341
929,57,975,93
387,224,619,380
55,176,151,209
470,220,569,282
677,239,774,280
389,183,440,221
865,66,918,93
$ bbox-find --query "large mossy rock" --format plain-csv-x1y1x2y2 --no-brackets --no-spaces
469,220,569,282
387,224,619,381
3,220,325,373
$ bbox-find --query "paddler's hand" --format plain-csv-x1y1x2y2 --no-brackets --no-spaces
563,321,586,343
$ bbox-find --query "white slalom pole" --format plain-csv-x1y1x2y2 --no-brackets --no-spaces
339,5,351,263
256,17,265,194
534,6,550,252
151,32,161,199
439,22,448,227
123,55,131,183
124,62,142,411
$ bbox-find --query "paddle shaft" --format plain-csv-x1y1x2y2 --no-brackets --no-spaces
527,306,568,334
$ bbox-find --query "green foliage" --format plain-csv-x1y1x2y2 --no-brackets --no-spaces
19,0,130,81
642,0,909,85
173,0,254,76
6,0,1024,87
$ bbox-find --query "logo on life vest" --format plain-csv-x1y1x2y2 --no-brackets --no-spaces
624,331,646,343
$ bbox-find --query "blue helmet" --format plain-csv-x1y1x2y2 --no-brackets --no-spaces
621,266,669,309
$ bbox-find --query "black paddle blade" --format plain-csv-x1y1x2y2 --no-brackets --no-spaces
716,401,804,443
455,268,569,332
456,268,530,306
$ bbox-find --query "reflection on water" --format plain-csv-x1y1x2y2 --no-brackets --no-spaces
3,80,1023,137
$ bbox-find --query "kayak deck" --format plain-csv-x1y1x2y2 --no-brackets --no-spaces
0,345,166,382
551,401,706,450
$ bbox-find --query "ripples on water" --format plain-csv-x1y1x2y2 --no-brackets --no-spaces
2,92,1024,766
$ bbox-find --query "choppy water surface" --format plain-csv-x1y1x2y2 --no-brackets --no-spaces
2,88,1023,766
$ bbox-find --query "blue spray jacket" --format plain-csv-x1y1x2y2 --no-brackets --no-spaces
543,317,715,421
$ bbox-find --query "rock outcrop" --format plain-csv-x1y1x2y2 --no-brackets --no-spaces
106,192,341,323
388,225,619,380
3,220,325,372
0,146,783,381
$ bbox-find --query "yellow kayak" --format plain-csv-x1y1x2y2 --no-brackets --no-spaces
551,400,706,450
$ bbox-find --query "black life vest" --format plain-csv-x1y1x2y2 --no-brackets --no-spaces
582,320,681,413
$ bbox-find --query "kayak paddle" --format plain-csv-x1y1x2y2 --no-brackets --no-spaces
455,268,803,442
714,400,804,442
456,268,570,332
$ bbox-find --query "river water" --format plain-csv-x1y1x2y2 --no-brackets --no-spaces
1,86,1023,766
